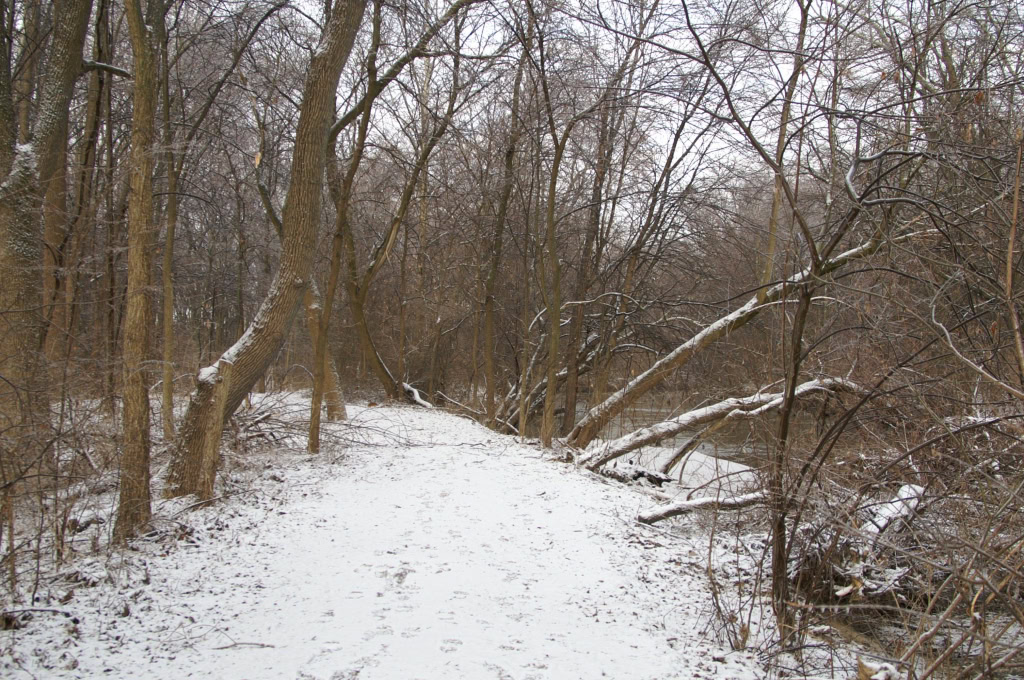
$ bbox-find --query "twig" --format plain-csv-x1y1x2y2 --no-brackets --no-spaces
169,489,258,517
213,641,276,650
3,608,74,617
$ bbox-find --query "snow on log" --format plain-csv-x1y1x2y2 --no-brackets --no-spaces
403,383,433,408
637,491,767,524
599,463,673,487
580,377,863,470
863,483,925,547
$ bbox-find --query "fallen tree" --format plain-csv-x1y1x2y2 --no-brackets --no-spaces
567,230,927,450
638,491,767,524
579,377,864,470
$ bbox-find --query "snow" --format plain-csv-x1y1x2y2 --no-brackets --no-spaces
196,365,219,385
858,659,901,680
402,382,433,408
590,443,758,501
2,403,764,680
864,484,924,538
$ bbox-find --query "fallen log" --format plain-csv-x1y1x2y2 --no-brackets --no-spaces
581,377,863,470
637,491,767,524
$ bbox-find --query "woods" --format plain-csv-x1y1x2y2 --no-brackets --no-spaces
2,0,1024,675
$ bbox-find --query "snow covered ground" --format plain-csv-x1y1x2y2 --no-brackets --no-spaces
3,401,768,679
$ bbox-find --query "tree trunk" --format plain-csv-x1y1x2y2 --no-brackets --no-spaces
115,0,158,542
397,222,409,382
638,492,767,525
539,153,562,448
302,286,347,421
258,181,347,420
44,0,108,370
770,286,812,642
483,43,528,425
0,0,92,487
516,157,541,438
42,123,69,368
579,378,862,470
561,105,611,435
166,1,366,498
161,163,179,440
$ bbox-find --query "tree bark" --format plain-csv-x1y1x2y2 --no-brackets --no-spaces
166,1,365,498
115,0,158,542
0,0,92,485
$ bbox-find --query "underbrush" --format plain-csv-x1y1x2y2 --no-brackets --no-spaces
634,403,1024,679
0,391,384,613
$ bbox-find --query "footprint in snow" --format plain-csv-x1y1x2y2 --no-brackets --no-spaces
440,638,463,653
378,565,415,586
361,625,392,640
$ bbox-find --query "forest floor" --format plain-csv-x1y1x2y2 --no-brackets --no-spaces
2,397,831,679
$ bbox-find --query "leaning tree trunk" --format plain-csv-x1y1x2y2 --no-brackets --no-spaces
166,1,365,499
578,377,863,470
566,226,905,449
257,182,348,420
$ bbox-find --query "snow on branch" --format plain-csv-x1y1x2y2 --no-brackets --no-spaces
637,491,767,524
82,59,132,78
568,229,930,449
403,383,433,408
579,377,864,470
862,483,925,545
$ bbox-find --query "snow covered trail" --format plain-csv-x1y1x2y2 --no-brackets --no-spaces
3,405,763,679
